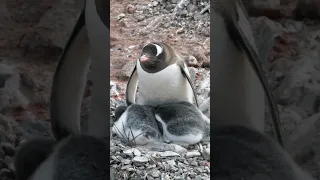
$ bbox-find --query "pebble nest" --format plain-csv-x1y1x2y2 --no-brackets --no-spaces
110,67,210,180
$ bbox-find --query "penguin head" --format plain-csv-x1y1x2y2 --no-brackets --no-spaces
138,42,169,73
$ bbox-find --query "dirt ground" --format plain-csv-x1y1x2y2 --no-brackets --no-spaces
110,0,210,84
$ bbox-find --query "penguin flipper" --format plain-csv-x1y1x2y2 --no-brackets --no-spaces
216,1,284,147
125,64,138,105
179,64,199,107
50,10,88,140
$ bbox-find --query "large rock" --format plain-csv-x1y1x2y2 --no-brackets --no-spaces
244,0,283,18
0,0,11,29
295,0,320,19
250,16,285,64
5,0,55,24
285,113,320,160
275,55,319,107
3,0,84,59
250,0,280,9
34,0,84,48
0,63,29,111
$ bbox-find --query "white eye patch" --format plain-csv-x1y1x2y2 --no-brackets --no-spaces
152,44,163,56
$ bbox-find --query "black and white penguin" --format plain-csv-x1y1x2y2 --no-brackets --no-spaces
126,42,199,107
111,104,164,145
154,101,210,145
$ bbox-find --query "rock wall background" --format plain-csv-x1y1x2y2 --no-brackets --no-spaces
245,0,320,177
0,0,319,179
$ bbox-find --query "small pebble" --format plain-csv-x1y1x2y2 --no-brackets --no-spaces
186,151,201,158
132,156,149,166
0,169,14,179
126,4,136,14
123,148,141,156
190,160,198,166
121,159,131,165
150,169,161,178
202,148,210,160
159,151,180,157
116,13,125,21
166,159,176,166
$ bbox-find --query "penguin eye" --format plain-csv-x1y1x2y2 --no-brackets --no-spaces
150,46,158,55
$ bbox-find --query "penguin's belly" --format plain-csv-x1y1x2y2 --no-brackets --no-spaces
137,63,193,106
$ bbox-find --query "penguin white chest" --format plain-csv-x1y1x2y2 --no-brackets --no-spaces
136,61,193,106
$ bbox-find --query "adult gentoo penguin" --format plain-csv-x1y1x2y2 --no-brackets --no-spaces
50,0,110,140
14,136,109,180
210,0,284,146
126,42,199,107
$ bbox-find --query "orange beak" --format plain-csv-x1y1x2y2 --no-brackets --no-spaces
140,55,149,62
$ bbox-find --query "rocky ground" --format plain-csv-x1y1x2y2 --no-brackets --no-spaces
110,0,210,179
0,0,319,179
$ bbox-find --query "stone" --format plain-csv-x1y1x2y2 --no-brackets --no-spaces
117,60,136,80
159,151,180,157
0,150,5,159
192,51,208,65
3,156,14,172
126,4,136,14
0,142,15,156
124,148,141,157
295,0,320,19
186,151,201,158
285,113,320,159
0,114,12,131
110,81,120,97
110,146,120,153
275,56,317,106
250,17,284,63
116,13,126,21
121,159,132,165
5,0,55,23
18,120,52,137
186,55,198,67
278,107,303,135
33,0,83,49
202,148,210,160
0,63,29,111
245,0,283,18
0,169,14,179
166,159,176,166
199,97,210,118
251,0,280,9
150,169,161,178
190,160,198,166
132,156,149,166
282,19,305,33
19,72,36,90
